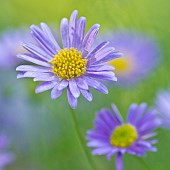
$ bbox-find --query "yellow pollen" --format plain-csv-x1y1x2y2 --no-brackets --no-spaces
110,124,138,148
109,56,133,74
50,48,87,80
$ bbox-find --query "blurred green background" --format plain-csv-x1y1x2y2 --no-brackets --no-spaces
0,0,170,169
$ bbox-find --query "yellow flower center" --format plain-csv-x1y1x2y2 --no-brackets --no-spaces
50,48,87,80
109,56,133,74
110,124,138,148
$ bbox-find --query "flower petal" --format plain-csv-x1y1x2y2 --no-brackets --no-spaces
22,42,52,61
40,22,61,50
69,79,80,98
87,64,114,72
69,10,78,47
51,85,63,99
58,80,69,90
67,88,77,109
86,71,117,81
87,41,109,59
82,24,100,57
85,77,108,94
76,77,88,90
23,72,54,78
74,17,86,50
17,54,51,67
30,25,56,55
35,81,56,93
60,18,70,48
92,147,112,155
111,104,124,124
80,89,93,101
16,65,51,72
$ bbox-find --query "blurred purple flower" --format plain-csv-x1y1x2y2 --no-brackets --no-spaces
87,103,160,170
0,28,30,69
155,88,170,129
99,30,160,86
0,134,14,169
16,10,122,109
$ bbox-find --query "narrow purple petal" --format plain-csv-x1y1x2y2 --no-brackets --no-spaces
30,25,56,55
139,119,161,135
87,64,114,72
40,22,61,50
127,103,138,123
17,72,26,79
128,103,147,125
17,54,51,67
69,10,78,47
58,80,69,90
111,104,124,124
16,65,51,72
60,18,70,48
92,147,112,155
35,81,56,93
106,148,119,160
75,17,86,50
88,47,115,65
82,24,100,57
76,77,88,90
85,77,108,94
24,72,54,78
67,88,77,109
22,42,52,61
87,41,109,59
33,76,57,82
86,71,117,81
141,132,157,140
51,85,63,99
80,89,93,101
90,51,123,65
87,140,109,147
146,139,158,144
87,130,108,140
99,109,118,129
69,79,80,98
116,152,124,170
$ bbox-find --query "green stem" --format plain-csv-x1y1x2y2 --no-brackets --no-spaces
69,107,98,170
135,157,151,170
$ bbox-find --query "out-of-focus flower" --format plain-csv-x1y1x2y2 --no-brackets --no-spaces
87,103,160,170
155,88,170,129
0,28,30,69
0,133,15,169
16,10,122,109
99,30,160,86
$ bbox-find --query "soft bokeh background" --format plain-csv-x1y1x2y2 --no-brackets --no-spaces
0,0,170,169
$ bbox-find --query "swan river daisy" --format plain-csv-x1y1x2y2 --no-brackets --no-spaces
16,10,122,109
87,103,161,170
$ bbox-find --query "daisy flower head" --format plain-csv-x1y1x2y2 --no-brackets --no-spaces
0,133,15,169
16,10,122,109
155,88,170,129
87,103,161,170
0,28,30,69
99,30,160,86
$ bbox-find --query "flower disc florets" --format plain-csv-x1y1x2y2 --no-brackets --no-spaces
50,48,87,80
110,124,138,148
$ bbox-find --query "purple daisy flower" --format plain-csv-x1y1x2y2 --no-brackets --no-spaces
0,134,15,169
87,103,161,170
155,88,170,129
16,10,122,109
99,30,160,86
0,28,30,69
